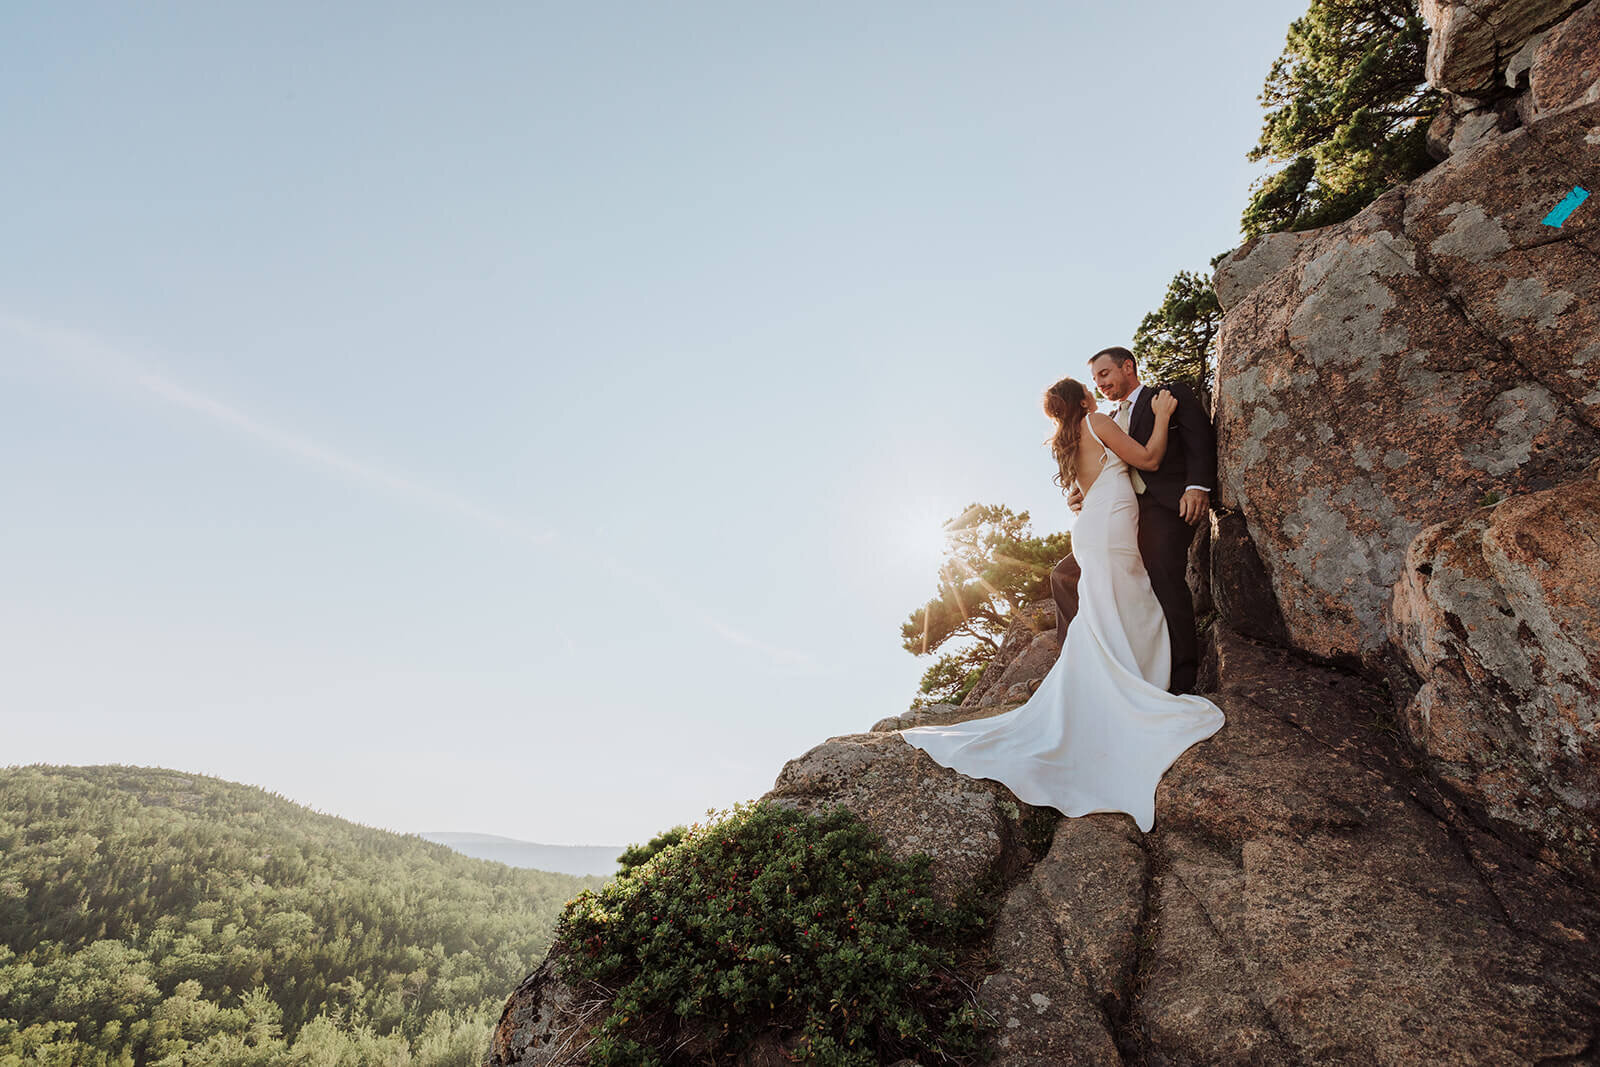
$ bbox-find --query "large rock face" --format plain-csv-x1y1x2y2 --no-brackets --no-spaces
1421,0,1589,94
1145,630,1600,1064
1212,96,1600,662
1425,0,1600,159
1212,0,1600,878
1390,464,1600,878
1529,0,1600,118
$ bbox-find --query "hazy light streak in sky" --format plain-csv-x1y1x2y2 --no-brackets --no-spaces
1,310,816,668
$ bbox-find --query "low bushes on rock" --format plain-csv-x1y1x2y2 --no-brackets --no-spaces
553,799,993,1066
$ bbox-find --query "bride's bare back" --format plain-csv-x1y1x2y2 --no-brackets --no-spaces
1075,414,1116,496
1074,395,1178,497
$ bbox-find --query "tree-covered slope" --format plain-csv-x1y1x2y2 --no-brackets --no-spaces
0,764,607,1066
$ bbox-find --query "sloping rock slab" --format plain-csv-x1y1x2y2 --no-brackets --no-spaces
1137,626,1600,1063
872,701,1011,733
978,814,1149,1066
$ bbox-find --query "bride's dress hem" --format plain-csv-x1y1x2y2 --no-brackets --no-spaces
898,419,1225,836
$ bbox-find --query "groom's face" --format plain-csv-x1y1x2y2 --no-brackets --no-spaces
1089,356,1138,402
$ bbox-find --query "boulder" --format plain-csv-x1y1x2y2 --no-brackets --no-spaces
1210,97,1600,660
488,955,603,1067
765,731,1040,908
977,877,1121,1065
1390,466,1600,880
961,599,1058,710
977,816,1145,1066
872,701,995,732
1529,0,1600,118
1420,0,1589,95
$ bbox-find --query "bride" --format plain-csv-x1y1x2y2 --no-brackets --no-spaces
899,377,1225,833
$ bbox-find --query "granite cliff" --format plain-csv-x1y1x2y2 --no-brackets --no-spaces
491,2,1600,1062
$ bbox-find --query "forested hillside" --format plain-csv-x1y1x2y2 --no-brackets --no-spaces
0,765,607,1065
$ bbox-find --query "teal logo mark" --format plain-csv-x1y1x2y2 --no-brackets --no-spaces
1542,186,1590,227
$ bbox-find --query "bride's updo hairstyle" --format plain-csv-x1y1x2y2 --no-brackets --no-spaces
1043,376,1092,495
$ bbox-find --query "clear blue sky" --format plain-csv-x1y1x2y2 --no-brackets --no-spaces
3,1,1307,847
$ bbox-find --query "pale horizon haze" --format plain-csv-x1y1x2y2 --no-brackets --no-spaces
4,2,1309,847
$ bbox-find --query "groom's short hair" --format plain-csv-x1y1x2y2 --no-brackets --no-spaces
1089,346,1136,369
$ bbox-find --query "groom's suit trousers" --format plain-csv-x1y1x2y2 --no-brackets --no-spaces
1136,496,1200,694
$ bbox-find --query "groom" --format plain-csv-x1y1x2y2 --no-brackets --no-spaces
1055,346,1216,694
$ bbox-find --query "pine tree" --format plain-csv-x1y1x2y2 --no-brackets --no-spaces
901,504,1071,706
1131,261,1228,412
1243,0,1443,238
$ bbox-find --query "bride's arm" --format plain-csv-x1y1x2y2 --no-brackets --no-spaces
1090,398,1174,472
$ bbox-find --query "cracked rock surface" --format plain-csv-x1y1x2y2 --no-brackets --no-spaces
1421,0,1590,94
1136,627,1600,1064
908,626,1600,1065
959,600,1062,711
1529,0,1600,118
1211,96,1600,661
490,623,1600,1064
1390,463,1600,881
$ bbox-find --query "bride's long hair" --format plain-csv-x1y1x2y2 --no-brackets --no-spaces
1044,376,1092,495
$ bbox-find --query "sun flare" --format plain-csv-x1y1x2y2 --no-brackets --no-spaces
894,507,957,575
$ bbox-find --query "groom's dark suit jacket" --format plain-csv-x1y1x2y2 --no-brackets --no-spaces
1050,378,1215,691
1127,382,1216,513
1127,380,1215,693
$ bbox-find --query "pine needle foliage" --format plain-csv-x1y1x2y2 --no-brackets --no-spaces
1131,262,1228,412
900,504,1071,707
555,801,996,1066
0,764,602,1066
1242,0,1443,239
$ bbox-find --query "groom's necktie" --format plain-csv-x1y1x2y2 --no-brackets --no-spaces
1117,399,1148,495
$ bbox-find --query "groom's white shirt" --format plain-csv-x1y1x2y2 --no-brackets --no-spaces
1122,384,1211,494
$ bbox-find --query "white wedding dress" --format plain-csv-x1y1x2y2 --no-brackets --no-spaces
899,418,1224,833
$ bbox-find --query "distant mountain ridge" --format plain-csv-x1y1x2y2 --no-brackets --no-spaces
421,831,624,877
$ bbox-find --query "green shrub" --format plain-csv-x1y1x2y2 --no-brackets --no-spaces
616,825,689,876
554,800,995,1066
